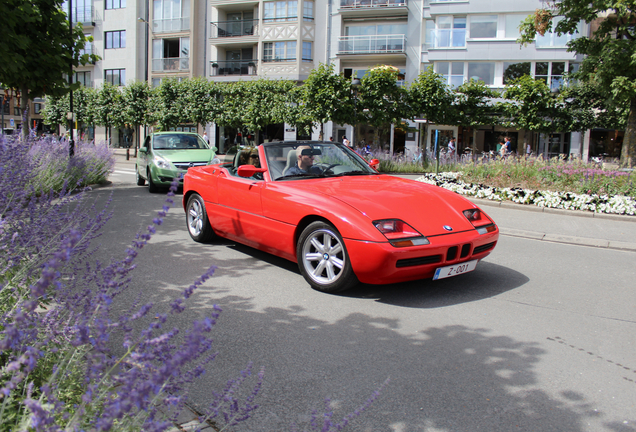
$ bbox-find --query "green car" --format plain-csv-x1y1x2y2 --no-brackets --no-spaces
136,132,219,192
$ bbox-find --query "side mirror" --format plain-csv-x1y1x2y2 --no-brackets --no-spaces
211,146,218,152
369,158,380,170
237,165,267,178
139,147,148,153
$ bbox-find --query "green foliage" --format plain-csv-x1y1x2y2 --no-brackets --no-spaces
517,0,636,166
453,79,500,127
406,67,454,125
358,66,408,129
500,75,557,132
149,78,185,130
0,0,100,139
94,83,124,129
301,63,355,136
122,80,152,129
43,95,69,129
180,77,221,127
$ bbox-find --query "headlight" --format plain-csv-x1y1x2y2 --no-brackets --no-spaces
210,157,221,165
463,208,497,234
373,219,430,247
153,155,173,170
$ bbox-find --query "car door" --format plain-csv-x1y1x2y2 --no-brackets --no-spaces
214,168,265,247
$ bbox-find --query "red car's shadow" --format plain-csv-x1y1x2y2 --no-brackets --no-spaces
227,242,526,308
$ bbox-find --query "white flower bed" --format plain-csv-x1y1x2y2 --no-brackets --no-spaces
416,172,636,216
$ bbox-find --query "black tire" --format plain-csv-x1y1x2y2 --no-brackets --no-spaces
147,169,158,193
136,165,145,186
186,194,215,242
296,221,358,293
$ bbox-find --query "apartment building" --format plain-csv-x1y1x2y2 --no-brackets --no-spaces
57,0,609,158
1,87,45,135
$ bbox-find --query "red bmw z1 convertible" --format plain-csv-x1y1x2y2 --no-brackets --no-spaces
183,141,499,293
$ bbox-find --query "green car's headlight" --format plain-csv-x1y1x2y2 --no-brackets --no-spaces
153,155,173,170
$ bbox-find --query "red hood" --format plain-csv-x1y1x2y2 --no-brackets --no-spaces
295,175,478,236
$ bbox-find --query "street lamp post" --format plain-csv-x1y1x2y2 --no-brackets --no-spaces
351,77,361,148
137,16,150,158
68,0,75,157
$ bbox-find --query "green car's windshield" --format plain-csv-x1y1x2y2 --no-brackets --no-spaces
152,134,209,150
264,142,378,181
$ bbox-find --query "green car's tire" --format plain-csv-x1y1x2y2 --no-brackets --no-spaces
136,166,145,186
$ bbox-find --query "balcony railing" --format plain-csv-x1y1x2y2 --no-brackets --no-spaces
68,6,94,24
152,57,190,72
341,0,407,7
210,20,257,38
426,29,467,49
210,60,258,76
153,17,190,33
338,35,406,54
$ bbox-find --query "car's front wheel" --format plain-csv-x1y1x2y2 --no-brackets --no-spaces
136,165,145,186
186,194,215,242
147,169,158,193
297,221,358,293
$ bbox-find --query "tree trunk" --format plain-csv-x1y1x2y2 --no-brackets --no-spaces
620,98,636,168
20,85,29,141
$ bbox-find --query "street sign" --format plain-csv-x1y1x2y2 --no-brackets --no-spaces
10,118,14,127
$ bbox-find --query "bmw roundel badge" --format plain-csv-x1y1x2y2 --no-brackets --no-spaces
443,225,453,231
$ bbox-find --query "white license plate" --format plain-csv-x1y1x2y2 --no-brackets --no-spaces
433,260,478,280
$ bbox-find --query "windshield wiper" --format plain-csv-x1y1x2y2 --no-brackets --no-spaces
278,173,320,180
330,170,379,177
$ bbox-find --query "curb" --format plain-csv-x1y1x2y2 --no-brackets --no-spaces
498,227,636,252
466,197,636,223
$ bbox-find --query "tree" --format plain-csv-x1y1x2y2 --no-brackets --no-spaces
357,65,408,149
94,83,123,144
43,94,69,135
518,0,636,167
452,79,500,151
300,63,355,139
181,77,221,130
500,75,559,149
150,78,187,131
122,81,152,149
0,0,98,140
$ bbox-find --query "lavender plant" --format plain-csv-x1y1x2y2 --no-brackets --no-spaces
0,135,262,431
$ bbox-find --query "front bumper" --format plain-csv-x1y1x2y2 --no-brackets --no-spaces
345,229,499,285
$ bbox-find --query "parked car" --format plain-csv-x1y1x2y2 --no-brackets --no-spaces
136,132,219,192
182,141,499,293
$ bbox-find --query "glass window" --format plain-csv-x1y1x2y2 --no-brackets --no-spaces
503,62,531,84
105,30,126,49
105,0,125,9
470,15,497,38
434,16,466,48
436,62,464,88
467,62,495,85
74,71,91,87
263,41,296,61
302,42,312,61
303,1,314,21
105,69,126,86
34,103,42,114
535,17,581,47
264,0,297,22
505,14,526,39
535,61,549,84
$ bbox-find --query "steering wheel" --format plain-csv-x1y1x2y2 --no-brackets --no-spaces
316,163,341,174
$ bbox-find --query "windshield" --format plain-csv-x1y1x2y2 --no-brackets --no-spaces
264,142,378,181
152,134,209,150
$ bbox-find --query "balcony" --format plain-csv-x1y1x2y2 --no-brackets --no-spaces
338,35,406,55
70,6,95,25
152,57,190,72
153,17,190,34
210,60,258,76
341,0,407,7
210,20,258,38
426,29,467,49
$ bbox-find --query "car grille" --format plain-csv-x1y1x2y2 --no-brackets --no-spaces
396,255,442,268
173,162,208,170
473,242,496,255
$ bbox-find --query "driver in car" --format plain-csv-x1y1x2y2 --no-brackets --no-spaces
286,145,323,176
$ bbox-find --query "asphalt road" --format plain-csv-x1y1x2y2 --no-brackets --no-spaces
96,160,636,432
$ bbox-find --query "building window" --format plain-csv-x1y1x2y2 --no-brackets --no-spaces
153,0,190,33
437,62,464,88
105,69,126,86
470,15,497,38
14,107,21,116
105,0,125,10
152,78,162,88
535,62,566,91
264,1,297,22
535,17,581,47
504,14,526,39
34,103,42,114
74,71,92,87
467,62,495,85
303,1,314,21
1,103,9,115
263,41,296,62
105,30,126,49
503,62,531,84
431,16,466,48
302,42,312,61
152,37,190,71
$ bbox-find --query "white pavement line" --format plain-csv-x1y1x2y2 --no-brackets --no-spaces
113,169,136,174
